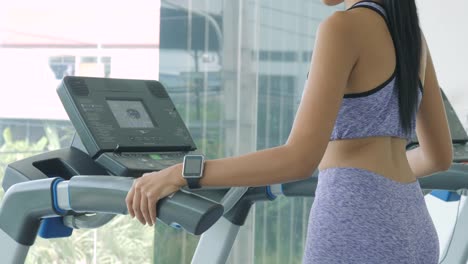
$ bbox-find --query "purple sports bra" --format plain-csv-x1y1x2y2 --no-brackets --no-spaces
326,1,424,143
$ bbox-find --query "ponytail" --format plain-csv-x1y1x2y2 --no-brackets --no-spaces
382,0,421,135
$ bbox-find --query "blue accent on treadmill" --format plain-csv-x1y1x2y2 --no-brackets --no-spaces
37,177,73,239
170,223,182,229
39,217,73,239
430,190,461,202
265,186,277,200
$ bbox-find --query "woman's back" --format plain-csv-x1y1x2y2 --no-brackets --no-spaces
317,1,451,183
303,3,450,262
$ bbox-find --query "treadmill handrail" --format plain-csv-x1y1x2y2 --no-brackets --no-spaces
61,176,224,235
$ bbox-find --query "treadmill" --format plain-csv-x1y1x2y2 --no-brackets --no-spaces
0,76,243,264
0,77,467,264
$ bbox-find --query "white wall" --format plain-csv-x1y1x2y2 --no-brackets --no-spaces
417,0,468,129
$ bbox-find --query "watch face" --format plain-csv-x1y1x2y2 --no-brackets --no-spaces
183,155,204,177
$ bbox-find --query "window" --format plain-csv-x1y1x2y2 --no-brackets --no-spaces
1,0,466,263
155,1,340,263
0,1,160,263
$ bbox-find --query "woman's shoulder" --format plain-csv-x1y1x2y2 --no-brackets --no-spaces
318,10,363,38
316,11,361,52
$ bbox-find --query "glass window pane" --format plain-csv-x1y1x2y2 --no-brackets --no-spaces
156,1,340,263
0,1,160,262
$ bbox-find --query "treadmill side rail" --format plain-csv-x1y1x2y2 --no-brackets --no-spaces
0,229,30,264
439,189,468,264
67,176,134,214
0,178,60,246
63,176,224,235
191,217,241,264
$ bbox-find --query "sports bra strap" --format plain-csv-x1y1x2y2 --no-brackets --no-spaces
308,1,424,95
306,2,388,80
347,1,388,22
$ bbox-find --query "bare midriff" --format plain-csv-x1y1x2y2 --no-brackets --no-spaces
318,136,417,184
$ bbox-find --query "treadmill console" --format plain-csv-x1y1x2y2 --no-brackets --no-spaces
58,76,197,176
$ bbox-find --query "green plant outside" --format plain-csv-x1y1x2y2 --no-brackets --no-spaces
0,124,154,263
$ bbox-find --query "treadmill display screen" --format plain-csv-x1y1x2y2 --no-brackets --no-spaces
107,100,156,128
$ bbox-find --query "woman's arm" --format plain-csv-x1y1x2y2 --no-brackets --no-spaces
126,11,359,225
406,147,446,179
407,33,453,178
180,145,315,188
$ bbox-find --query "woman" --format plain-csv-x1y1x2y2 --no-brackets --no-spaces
126,0,453,263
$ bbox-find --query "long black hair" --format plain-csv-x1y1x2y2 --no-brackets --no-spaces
381,0,422,135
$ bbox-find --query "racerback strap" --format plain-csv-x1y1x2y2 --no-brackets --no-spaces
347,1,388,23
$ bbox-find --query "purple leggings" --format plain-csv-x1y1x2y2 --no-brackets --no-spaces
302,167,440,264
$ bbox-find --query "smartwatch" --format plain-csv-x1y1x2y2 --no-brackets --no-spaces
182,155,205,189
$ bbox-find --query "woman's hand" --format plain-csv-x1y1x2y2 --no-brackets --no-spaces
125,163,186,226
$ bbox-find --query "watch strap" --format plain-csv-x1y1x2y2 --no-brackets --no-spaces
186,177,201,189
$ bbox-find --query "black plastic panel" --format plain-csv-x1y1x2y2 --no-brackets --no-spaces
2,147,107,192
57,76,196,158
